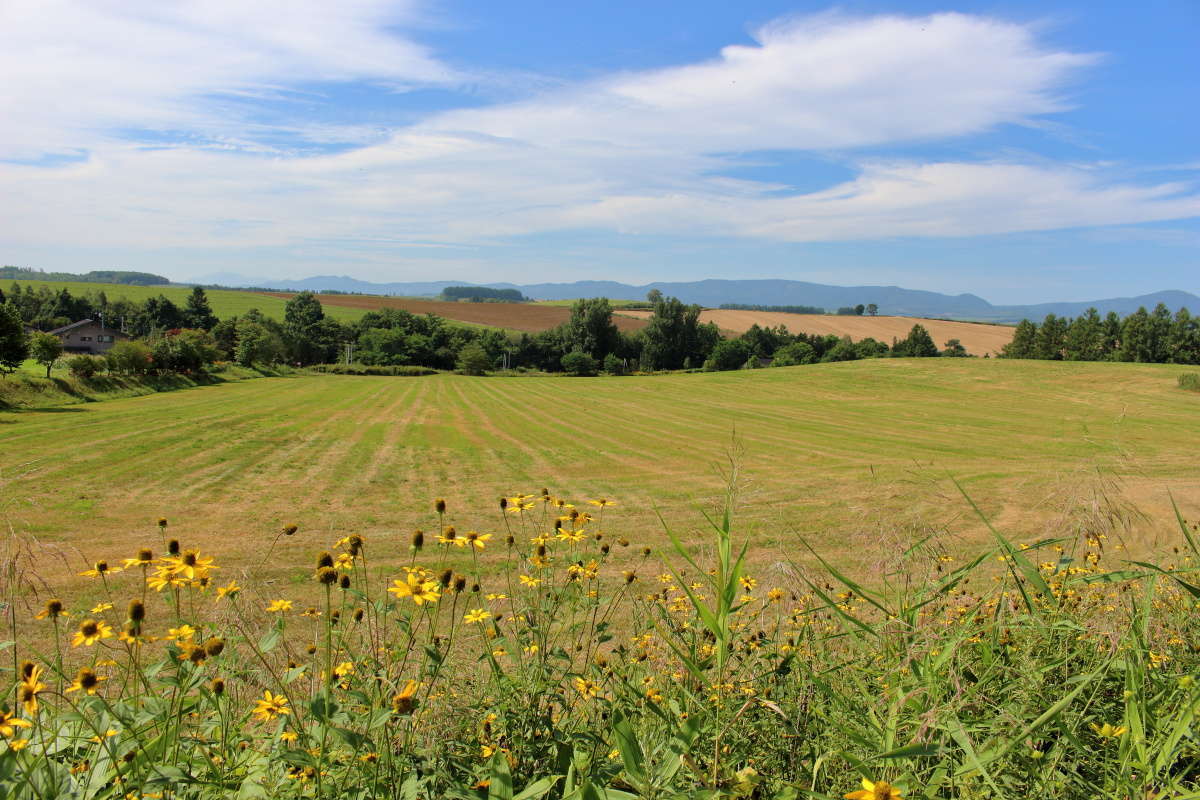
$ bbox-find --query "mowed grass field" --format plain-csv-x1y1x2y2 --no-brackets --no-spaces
622,308,1014,354
255,291,648,333
2,359,1197,606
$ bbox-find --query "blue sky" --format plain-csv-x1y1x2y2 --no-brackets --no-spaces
1,0,1196,303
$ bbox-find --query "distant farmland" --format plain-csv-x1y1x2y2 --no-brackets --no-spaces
256,292,648,333
622,308,1015,355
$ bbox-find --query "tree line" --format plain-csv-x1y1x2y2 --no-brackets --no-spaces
1000,304,1200,364
0,284,978,379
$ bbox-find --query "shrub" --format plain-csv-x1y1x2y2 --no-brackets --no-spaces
560,349,598,375
704,339,751,371
456,342,491,376
1179,372,1200,392
771,341,816,367
602,353,624,375
66,354,102,378
106,340,154,374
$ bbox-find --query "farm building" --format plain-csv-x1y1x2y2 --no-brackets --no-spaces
46,319,129,354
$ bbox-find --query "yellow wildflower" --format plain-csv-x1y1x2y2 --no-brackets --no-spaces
845,778,903,800
72,619,114,647
266,599,293,613
252,691,290,722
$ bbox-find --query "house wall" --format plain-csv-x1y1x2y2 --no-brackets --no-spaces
57,322,129,354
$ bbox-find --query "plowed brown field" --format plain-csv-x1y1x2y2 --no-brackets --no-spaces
620,309,1013,355
256,292,647,333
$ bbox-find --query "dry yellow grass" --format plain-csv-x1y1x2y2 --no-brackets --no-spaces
619,309,1014,355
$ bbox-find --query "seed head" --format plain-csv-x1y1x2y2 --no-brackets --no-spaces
282,524,298,536
353,608,364,622
411,530,424,550
316,552,334,569
137,548,154,562
453,575,467,593
167,539,181,556
211,678,225,696
316,566,339,585
435,498,446,514
204,637,225,657
499,497,507,510
128,600,146,623
157,518,168,529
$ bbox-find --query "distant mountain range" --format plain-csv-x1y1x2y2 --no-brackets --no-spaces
192,273,1200,324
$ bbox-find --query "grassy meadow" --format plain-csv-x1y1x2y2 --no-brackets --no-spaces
2,358,1200,799
5,280,367,325
4,358,1197,598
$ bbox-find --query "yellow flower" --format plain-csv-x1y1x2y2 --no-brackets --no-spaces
464,609,491,624
466,532,492,550
66,667,106,695
280,731,299,744
90,602,114,614
161,550,217,581
266,599,293,613
519,575,542,588
0,711,32,739
573,677,601,698
1091,723,1128,739
392,679,419,715
88,728,119,743
19,666,47,715
332,661,355,678
35,599,67,620
216,581,241,599
387,574,441,605
79,561,122,578
252,691,290,722
588,498,614,507
166,624,197,642
146,567,188,592
72,619,114,647
845,778,903,800
8,739,29,751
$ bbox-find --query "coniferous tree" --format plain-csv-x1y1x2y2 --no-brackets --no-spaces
1035,314,1068,360
1064,308,1104,361
183,286,219,331
1002,320,1038,359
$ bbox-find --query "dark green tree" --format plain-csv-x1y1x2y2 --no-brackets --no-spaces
866,303,878,316
0,303,30,373
183,287,219,330
1169,307,1200,364
941,339,969,357
1034,314,1067,360
1063,308,1103,361
704,339,752,371
1119,307,1152,362
456,342,491,375
562,298,619,360
893,324,938,357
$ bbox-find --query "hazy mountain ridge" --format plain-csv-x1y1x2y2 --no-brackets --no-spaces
188,273,1199,323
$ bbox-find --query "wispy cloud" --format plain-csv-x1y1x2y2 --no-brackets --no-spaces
1,7,1197,274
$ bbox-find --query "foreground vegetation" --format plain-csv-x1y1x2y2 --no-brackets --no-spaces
1,483,1198,799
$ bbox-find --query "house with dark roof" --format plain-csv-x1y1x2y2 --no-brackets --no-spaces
46,319,129,354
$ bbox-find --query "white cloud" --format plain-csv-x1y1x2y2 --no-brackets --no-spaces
1,7,1197,272
0,0,451,157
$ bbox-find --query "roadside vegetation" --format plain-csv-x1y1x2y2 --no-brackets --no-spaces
0,484,1198,799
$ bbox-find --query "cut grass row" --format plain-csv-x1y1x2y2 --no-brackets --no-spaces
3,358,1197,607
